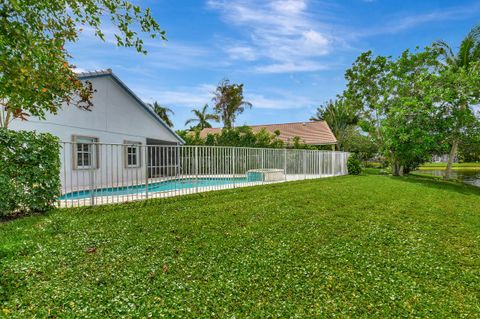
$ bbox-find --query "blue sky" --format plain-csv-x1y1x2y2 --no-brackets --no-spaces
69,0,480,129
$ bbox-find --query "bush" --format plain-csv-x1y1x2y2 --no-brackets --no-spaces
347,153,362,175
0,129,61,216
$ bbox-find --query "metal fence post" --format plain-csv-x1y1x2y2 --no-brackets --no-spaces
303,151,307,179
331,150,335,176
284,148,287,181
144,145,149,199
89,169,95,206
195,146,199,193
261,148,265,184
232,148,236,188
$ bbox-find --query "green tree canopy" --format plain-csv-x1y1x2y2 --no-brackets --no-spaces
149,101,175,128
212,79,252,129
310,99,358,151
185,104,219,130
345,48,443,175
432,24,480,179
0,0,166,128
458,120,480,162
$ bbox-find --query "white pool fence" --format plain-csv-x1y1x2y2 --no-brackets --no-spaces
59,142,349,207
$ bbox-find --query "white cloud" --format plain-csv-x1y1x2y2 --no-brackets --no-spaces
226,46,257,61
255,61,327,73
207,0,336,73
135,84,216,107
147,42,216,70
271,0,307,14
136,82,316,110
356,3,480,37
247,92,315,109
72,67,88,74
71,29,220,72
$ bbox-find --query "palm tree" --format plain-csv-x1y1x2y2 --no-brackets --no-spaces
212,79,252,129
185,104,219,130
310,99,358,151
148,101,175,128
433,24,480,179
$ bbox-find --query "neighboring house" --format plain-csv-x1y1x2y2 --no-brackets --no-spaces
431,154,458,163
199,121,337,148
10,69,184,194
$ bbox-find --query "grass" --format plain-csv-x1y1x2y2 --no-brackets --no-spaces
419,162,480,170
1,174,480,318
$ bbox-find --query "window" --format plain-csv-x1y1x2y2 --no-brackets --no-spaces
73,136,98,169
124,141,141,168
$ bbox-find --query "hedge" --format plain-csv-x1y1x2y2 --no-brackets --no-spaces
347,153,362,175
0,129,61,216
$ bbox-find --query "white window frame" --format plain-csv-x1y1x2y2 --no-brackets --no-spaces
124,141,142,168
72,135,99,170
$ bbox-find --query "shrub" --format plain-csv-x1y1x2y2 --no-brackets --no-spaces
347,153,362,175
0,129,61,216
176,126,317,149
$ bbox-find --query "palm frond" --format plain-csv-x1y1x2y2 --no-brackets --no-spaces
192,109,203,118
467,24,480,42
435,24,480,68
205,114,219,121
185,118,198,126
201,104,209,113
433,40,456,64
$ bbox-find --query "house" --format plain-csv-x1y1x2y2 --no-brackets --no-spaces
199,121,337,148
10,69,184,195
431,154,458,163
10,69,183,146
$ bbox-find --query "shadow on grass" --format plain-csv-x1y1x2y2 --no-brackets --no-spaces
0,210,48,224
391,174,480,196
362,168,389,176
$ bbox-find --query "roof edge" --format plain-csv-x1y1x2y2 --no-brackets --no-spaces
77,70,184,144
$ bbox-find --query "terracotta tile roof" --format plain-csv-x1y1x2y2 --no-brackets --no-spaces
199,121,337,145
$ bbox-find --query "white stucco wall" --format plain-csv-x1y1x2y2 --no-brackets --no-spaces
10,75,181,195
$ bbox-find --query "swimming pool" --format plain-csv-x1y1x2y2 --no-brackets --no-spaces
60,177,249,200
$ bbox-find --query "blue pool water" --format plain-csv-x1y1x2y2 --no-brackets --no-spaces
60,177,249,200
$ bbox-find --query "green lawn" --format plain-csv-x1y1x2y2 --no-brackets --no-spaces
1,174,480,318
419,162,480,170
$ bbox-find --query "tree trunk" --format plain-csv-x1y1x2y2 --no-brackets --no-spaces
392,161,403,176
0,107,11,128
392,163,398,176
444,139,458,180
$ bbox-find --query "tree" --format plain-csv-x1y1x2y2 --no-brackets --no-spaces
310,99,358,151
212,79,252,129
149,101,175,128
341,127,379,163
0,0,166,128
185,104,219,130
345,48,443,175
433,24,480,179
458,121,480,162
